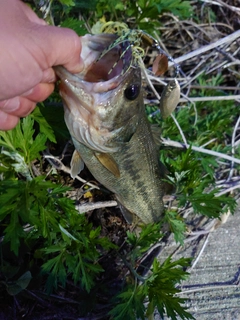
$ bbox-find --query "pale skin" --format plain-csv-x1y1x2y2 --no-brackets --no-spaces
0,0,84,130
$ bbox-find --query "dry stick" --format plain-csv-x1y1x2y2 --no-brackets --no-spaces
207,60,232,75
180,20,234,35
156,13,239,281
216,176,240,186
181,68,206,89
170,114,188,145
201,138,217,148
201,0,240,15
189,233,210,272
141,65,161,101
168,30,240,67
189,85,240,91
216,184,240,197
43,154,100,190
187,58,206,80
161,138,240,165
228,116,240,181
179,95,240,102
177,284,240,296
76,201,118,213
234,139,240,147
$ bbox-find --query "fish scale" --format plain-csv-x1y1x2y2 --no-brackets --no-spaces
54,33,178,224
71,103,165,224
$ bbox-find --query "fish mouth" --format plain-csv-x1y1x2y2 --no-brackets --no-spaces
55,33,134,93
54,33,138,154
81,33,133,83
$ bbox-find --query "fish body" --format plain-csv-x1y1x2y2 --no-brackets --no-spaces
71,103,165,224
55,33,167,224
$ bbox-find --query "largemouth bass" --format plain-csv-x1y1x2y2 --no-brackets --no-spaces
55,33,177,224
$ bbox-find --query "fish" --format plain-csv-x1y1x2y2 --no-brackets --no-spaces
54,33,179,224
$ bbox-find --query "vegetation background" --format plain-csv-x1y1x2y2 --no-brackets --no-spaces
0,0,239,319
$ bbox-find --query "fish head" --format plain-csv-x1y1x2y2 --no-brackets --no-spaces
55,33,143,153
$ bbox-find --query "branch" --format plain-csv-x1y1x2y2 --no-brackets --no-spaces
161,138,240,165
169,30,240,66
76,201,118,213
179,95,240,102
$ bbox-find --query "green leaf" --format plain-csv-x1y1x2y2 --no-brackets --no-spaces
0,150,31,179
109,283,145,320
146,257,194,320
58,0,75,6
59,224,80,243
155,0,192,18
29,133,47,160
16,271,32,290
31,106,56,143
6,271,32,296
184,189,236,218
127,222,163,259
164,211,186,245
60,17,88,35
0,116,47,165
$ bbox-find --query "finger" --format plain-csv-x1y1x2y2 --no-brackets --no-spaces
0,97,35,118
19,1,47,26
0,110,19,131
0,82,54,121
34,25,84,74
41,68,57,83
0,81,54,131
22,82,55,102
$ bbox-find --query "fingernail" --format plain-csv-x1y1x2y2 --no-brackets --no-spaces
73,59,85,74
22,88,34,97
0,97,20,113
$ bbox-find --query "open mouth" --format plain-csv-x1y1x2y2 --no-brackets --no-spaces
54,33,140,154
54,33,135,96
81,34,133,83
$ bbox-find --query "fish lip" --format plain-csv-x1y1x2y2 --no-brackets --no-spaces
55,33,139,154
55,33,134,94
54,65,131,94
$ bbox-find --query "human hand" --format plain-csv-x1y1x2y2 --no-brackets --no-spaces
0,0,83,130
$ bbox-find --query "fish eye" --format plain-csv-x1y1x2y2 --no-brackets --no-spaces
124,84,140,101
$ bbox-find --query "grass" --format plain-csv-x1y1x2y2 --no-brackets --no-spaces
0,0,240,319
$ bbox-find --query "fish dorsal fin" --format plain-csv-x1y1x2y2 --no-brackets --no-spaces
70,150,84,179
94,152,120,178
159,79,180,119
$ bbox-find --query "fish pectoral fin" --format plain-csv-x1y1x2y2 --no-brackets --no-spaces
94,152,120,178
70,149,84,179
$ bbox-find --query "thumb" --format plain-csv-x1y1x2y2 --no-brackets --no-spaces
34,24,84,74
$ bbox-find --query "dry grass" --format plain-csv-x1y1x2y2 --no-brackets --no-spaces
142,0,240,289
2,1,240,319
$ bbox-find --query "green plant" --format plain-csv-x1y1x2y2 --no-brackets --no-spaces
1,1,238,319
0,113,115,295
107,224,193,319
95,0,192,32
39,0,192,34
